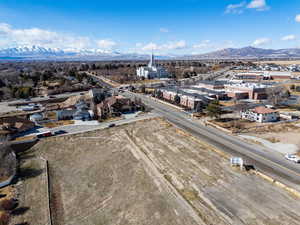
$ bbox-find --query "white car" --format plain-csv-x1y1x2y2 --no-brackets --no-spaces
285,154,300,163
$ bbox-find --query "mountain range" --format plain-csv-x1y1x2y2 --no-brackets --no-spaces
0,46,148,61
186,46,300,59
1,46,300,60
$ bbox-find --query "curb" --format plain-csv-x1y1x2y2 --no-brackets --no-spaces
254,171,300,199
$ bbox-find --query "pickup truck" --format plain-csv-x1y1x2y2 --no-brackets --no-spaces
285,154,300,163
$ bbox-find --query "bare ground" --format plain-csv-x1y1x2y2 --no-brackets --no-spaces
9,158,49,225
21,118,300,225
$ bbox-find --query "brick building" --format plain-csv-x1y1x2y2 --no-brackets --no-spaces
224,83,268,100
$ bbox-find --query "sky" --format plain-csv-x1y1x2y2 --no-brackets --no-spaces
0,0,300,54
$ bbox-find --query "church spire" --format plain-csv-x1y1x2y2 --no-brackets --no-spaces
148,51,155,68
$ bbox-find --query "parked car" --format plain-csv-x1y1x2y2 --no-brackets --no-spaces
36,131,53,139
54,130,67,135
285,154,300,163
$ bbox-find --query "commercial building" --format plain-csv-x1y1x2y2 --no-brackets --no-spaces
224,83,268,100
264,71,292,80
136,53,170,79
195,80,270,100
196,80,226,90
233,71,292,80
186,86,228,100
157,88,211,110
241,106,279,123
233,71,263,80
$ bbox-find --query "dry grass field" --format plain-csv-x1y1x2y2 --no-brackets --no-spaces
18,118,300,225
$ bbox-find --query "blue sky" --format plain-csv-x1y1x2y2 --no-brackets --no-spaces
0,0,300,54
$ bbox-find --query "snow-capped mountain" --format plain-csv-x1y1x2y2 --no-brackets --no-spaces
0,46,66,57
0,45,159,60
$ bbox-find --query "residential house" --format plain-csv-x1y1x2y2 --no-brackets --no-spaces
96,96,137,119
241,106,279,123
56,100,92,121
0,117,35,136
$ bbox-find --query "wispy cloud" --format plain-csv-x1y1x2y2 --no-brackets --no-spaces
159,28,169,33
193,40,212,49
0,22,118,50
252,38,271,46
192,40,235,54
96,39,117,49
295,14,300,23
281,35,296,41
140,40,187,51
225,2,246,14
247,0,269,11
225,0,269,14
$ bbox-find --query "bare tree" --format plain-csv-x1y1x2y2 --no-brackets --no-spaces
232,102,249,130
267,86,289,106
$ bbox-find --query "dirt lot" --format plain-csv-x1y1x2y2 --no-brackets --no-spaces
9,157,49,225
240,121,300,155
254,60,300,65
20,118,300,225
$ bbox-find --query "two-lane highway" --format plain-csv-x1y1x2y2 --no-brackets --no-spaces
124,91,300,191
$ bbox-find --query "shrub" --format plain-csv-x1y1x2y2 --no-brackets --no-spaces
0,199,17,211
0,212,10,225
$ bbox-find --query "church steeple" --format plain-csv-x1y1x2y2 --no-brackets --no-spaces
148,52,155,68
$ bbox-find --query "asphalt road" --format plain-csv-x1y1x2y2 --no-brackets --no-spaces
124,91,300,191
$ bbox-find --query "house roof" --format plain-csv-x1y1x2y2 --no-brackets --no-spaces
115,95,125,99
252,106,277,114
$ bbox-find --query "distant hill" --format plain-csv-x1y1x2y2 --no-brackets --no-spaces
185,46,300,59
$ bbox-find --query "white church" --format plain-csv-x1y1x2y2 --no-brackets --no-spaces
136,53,170,79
